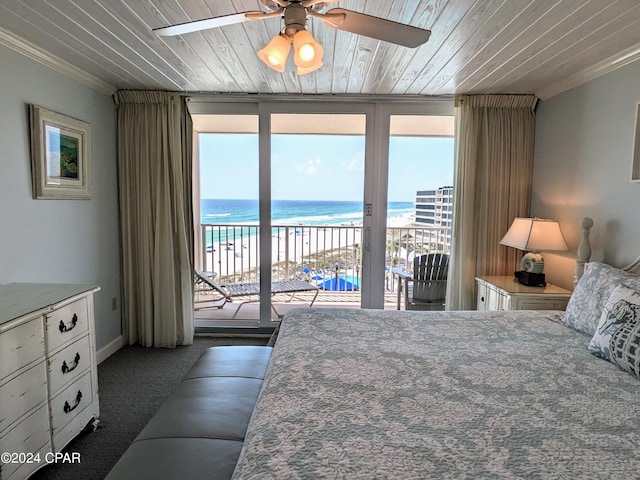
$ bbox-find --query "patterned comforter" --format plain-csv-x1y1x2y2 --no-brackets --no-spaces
232,308,640,479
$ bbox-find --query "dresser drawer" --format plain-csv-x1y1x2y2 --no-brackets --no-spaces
0,362,47,435
0,285,100,477
45,298,89,352
0,317,44,384
0,403,51,480
513,298,570,310
47,335,91,395
51,404,97,453
49,371,93,436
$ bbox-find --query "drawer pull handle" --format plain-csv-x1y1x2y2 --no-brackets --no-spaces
59,314,78,333
61,352,81,374
63,390,83,414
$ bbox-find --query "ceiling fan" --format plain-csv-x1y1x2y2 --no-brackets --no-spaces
153,0,431,75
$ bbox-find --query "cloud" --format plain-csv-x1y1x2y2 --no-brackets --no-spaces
295,158,321,175
342,155,364,172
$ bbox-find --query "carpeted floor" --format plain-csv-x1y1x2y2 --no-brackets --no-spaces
30,335,269,480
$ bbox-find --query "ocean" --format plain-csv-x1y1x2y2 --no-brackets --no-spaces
201,199,414,227
200,199,414,247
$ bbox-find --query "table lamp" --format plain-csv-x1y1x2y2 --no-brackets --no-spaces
499,218,569,286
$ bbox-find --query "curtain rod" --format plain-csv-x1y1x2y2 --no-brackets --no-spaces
182,92,454,104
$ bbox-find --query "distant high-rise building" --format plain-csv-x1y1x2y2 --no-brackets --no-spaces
415,186,453,245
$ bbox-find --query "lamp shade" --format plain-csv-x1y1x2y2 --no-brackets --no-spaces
258,34,291,72
296,60,324,75
500,218,569,252
292,29,323,70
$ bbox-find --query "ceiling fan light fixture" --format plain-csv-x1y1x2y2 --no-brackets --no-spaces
293,29,323,68
257,33,291,72
296,60,323,76
299,43,315,62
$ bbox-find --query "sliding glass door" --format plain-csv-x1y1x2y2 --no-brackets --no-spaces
259,104,374,323
384,114,455,310
269,113,367,316
192,106,262,328
190,99,454,329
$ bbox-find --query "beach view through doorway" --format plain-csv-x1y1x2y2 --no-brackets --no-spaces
386,115,455,309
270,113,367,313
194,111,454,325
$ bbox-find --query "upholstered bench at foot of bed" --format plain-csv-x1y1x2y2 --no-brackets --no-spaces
105,345,272,480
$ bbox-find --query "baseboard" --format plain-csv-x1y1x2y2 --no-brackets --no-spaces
195,327,275,336
97,335,123,364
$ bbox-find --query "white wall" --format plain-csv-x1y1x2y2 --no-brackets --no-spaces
532,60,640,290
0,44,121,353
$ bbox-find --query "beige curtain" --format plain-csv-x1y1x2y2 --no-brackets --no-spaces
114,91,194,347
446,94,538,310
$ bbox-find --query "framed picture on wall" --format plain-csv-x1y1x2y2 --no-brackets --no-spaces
632,102,640,183
29,105,92,199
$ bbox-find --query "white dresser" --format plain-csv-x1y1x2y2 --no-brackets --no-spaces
476,276,572,311
0,284,100,480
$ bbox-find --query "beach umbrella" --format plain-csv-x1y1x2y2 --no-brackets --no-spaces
319,276,360,291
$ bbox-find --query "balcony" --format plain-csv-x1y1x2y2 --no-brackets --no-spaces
195,223,451,321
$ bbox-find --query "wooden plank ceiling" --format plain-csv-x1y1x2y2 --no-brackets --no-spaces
1,0,640,99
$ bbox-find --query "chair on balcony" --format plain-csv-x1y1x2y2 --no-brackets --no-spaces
394,253,449,311
193,269,319,319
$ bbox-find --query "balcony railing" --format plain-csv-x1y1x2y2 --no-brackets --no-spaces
199,224,451,293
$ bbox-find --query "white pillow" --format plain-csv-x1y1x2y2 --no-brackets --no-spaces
564,262,640,336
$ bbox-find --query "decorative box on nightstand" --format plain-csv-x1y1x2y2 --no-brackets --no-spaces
475,275,572,311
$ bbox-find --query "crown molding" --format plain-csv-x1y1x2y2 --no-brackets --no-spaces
537,43,640,100
0,27,116,96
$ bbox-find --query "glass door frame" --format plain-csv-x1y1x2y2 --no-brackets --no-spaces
258,102,375,324
188,97,454,327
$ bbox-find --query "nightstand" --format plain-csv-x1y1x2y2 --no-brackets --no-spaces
475,275,572,311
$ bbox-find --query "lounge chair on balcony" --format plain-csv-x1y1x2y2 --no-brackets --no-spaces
393,253,450,311
194,269,320,319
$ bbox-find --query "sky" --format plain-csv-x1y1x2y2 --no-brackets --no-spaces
199,133,454,202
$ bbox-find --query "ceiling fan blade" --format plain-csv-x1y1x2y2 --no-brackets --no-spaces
323,8,431,48
153,11,266,37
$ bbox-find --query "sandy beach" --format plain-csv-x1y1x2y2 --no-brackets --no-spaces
202,213,415,282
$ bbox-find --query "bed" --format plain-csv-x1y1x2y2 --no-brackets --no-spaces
232,230,640,478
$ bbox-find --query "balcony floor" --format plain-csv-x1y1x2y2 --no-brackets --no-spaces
194,290,402,323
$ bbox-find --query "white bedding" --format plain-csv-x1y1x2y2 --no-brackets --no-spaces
233,308,640,479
